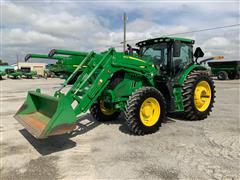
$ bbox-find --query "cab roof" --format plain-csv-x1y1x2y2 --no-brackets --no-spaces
136,36,195,47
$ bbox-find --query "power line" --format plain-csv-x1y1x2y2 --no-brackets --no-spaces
94,23,240,51
123,23,240,43
162,24,239,36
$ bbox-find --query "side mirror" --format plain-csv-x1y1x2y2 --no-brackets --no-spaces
194,47,204,58
173,43,181,57
135,49,140,55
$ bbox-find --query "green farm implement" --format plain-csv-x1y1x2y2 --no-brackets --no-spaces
20,68,37,79
0,70,6,80
208,60,240,80
6,69,22,79
25,52,87,78
15,37,216,138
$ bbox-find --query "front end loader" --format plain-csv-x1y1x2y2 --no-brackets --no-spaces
15,37,215,138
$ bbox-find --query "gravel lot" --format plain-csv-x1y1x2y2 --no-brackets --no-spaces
0,78,239,180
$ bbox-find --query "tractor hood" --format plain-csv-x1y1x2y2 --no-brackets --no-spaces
112,53,158,75
123,55,151,66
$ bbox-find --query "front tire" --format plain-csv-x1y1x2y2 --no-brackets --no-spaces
124,87,166,135
182,71,215,120
90,100,120,122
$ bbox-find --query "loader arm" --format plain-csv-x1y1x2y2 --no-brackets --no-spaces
62,48,157,115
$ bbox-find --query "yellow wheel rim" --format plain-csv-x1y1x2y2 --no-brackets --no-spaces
140,97,161,127
194,81,212,112
100,101,116,116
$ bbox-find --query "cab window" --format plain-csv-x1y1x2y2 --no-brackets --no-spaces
140,43,168,70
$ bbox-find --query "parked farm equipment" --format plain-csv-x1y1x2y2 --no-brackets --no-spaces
15,37,215,139
20,68,37,79
208,60,240,80
25,52,87,79
0,70,6,80
6,69,22,79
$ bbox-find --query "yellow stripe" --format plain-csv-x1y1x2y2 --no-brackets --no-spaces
73,65,87,68
123,56,145,62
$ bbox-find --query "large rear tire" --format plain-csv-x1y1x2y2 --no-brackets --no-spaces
182,71,215,120
124,87,166,135
90,101,120,122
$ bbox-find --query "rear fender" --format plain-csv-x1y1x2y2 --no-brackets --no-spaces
173,64,207,112
178,64,206,85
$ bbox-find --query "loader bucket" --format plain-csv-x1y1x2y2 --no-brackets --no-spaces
14,91,77,139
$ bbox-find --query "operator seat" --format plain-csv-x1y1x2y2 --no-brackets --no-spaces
173,59,183,74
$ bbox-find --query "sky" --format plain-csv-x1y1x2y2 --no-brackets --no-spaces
1,0,239,64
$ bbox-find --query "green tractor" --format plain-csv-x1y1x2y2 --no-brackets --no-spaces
19,67,37,79
6,69,23,79
14,37,215,138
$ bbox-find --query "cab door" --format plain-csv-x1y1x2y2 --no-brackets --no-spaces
171,41,194,76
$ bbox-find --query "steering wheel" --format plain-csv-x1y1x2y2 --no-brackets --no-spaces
173,59,185,72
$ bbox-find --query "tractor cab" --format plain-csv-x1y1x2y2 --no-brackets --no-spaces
135,37,206,112
136,37,204,76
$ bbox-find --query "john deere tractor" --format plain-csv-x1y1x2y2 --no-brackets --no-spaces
15,37,215,138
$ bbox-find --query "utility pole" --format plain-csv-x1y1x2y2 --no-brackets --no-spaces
123,12,127,52
16,54,19,69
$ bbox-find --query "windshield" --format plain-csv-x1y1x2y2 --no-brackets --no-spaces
139,42,193,74
140,43,169,69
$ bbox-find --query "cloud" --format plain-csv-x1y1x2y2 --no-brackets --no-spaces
201,36,239,60
2,1,39,26
32,12,107,39
4,28,64,46
1,0,239,64
204,37,231,48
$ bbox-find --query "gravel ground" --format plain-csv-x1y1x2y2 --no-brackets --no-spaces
0,78,239,180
